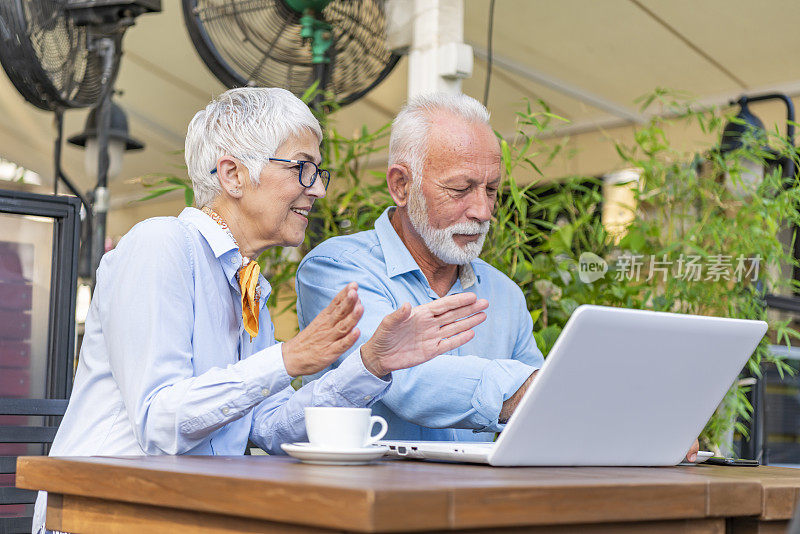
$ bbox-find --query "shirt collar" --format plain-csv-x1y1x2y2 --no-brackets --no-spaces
374,208,423,279
179,207,272,308
179,207,237,258
374,207,477,290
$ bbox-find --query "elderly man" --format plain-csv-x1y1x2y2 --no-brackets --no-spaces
32,88,488,533
296,93,541,441
297,93,701,461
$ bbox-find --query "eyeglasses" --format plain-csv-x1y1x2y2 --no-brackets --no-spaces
210,158,330,191
268,158,330,190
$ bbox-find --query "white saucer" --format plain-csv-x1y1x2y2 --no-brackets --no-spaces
281,442,389,465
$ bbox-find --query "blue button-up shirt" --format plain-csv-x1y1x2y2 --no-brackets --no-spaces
33,207,390,534
297,208,544,442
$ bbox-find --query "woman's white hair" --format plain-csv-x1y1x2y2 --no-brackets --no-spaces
185,87,322,208
388,92,491,180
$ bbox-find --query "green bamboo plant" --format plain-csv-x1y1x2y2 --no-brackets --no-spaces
485,91,800,450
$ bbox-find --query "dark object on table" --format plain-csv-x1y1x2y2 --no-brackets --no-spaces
706,457,760,467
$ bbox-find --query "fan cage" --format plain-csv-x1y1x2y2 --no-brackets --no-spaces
0,0,127,111
183,0,400,106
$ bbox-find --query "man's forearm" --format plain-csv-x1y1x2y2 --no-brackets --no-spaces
499,370,538,423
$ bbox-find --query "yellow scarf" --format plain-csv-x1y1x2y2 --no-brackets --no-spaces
202,207,260,340
238,261,260,340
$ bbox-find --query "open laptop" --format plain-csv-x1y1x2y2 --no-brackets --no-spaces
381,305,767,466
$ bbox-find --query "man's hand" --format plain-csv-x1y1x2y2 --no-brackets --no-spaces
282,282,363,377
360,293,489,378
685,439,700,463
499,370,537,423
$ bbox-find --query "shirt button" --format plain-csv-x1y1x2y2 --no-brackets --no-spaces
261,388,270,396
363,395,372,401
230,258,237,265
221,407,230,415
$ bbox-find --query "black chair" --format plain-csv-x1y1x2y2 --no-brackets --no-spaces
0,398,68,534
0,190,80,534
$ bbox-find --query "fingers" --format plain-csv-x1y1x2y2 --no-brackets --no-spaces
686,439,700,463
434,299,489,326
327,282,358,315
329,327,361,358
335,301,364,335
381,302,412,328
435,329,476,355
437,311,486,339
302,326,362,375
425,292,477,316
321,283,359,325
330,282,358,307
322,294,362,344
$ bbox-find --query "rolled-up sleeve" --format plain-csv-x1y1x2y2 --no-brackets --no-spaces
99,219,292,455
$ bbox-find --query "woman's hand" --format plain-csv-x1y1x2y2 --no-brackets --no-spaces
282,282,363,377
360,293,489,377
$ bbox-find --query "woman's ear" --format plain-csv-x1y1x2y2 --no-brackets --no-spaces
387,164,413,207
215,156,247,199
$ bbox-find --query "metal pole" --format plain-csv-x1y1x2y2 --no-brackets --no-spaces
312,61,330,111
54,108,93,281
90,38,115,285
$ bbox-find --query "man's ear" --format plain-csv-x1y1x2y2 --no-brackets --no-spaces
387,164,412,207
215,156,246,199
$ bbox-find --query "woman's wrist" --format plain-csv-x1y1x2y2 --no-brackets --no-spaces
280,339,303,377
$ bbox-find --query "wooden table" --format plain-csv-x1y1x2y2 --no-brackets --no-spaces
15,455,800,533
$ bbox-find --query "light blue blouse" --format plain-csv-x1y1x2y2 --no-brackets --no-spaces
33,207,390,533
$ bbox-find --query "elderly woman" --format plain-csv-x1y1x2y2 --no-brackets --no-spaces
32,88,488,533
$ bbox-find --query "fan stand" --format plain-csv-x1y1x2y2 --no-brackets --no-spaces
64,10,134,285
51,34,118,286
87,36,118,285
295,3,334,110
62,3,158,285
54,110,94,282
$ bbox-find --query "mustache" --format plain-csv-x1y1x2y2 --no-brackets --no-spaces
445,220,490,235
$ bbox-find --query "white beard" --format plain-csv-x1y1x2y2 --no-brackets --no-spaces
406,179,489,265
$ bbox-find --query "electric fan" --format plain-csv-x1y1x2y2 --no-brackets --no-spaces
0,0,161,282
183,0,399,106
0,0,160,112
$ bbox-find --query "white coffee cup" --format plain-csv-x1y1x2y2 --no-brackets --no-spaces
304,407,388,449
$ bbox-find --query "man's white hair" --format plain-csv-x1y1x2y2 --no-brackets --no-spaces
388,92,491,179
185,87,322,208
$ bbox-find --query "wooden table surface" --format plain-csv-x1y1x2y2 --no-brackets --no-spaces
15,455,800,533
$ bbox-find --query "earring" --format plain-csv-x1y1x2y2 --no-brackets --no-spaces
231,188,241,195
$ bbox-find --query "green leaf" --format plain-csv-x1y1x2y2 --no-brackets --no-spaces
136,186,181,202
500,139,513,176
301,79,321,104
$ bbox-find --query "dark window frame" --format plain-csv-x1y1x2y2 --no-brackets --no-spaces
0,189,80,399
